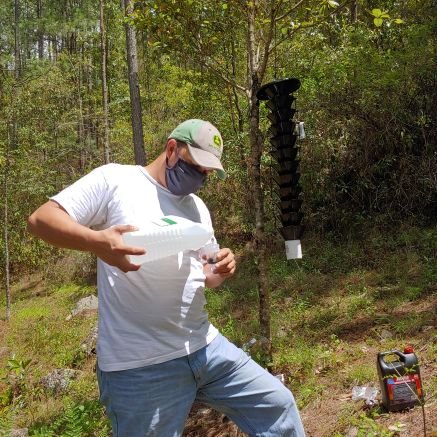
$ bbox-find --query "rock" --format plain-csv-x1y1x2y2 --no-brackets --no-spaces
40,368,81,394
277,328,288,338
11,429,28,437
80,324,98,356
68,295,98,319
345,427,358,437
0,346,11,359
274,373,285,384
380,329,393,340
388,423,407,432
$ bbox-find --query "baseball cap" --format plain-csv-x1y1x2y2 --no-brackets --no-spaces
168,119,226,179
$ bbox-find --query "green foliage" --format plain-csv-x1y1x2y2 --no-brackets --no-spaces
370,8,404,27
370,8,390,27
220,314,237,338
345,363,376,386
1,356,32,409
279,4,436,232
6,283,97,369
0,279,107,434
351,413,396,436
30,400,110,437
0,225,435,433
1,0,434,289
0,410,14,436
0,1,435,431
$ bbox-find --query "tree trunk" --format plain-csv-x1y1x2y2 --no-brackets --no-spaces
247,0,272,366
76,55,86,172
11,0,20,150
248,89,271,365
4,127,12,321
140,30,151,105
100,0,110,164
350,0,358,23
14,0,21,78
229,38,245,162
122,0,146,165
37,0,44,59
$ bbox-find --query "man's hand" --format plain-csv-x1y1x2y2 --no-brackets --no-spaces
92,225,145,273
204,248,236,288
212,248,236,278
27,201,144,273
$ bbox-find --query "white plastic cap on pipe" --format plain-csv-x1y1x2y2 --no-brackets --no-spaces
285,239,302,259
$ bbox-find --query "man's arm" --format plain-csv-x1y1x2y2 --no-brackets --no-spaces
27,200,145,272
204,247,236,288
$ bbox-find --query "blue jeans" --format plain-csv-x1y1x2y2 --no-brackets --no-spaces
97,333,305,436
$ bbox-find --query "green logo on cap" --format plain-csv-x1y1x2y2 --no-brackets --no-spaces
213,134,222,149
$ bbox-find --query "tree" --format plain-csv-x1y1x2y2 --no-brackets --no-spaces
2,126,11,320
1,0,434,336
100,0,110,164
14,0,21,80
122,0,146,165
37,0,44,59
133,0,344,363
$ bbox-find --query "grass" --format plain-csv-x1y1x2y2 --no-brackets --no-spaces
0,282,105,434
5,284,97,370
0,225,435,436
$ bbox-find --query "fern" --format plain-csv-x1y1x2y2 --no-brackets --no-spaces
30,403,87,437
30,400,107,436
0,411,13,437
31,425,55,437
61,403,88,437
0,417,12,436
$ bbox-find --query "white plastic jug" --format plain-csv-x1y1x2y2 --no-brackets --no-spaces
122,215,213,264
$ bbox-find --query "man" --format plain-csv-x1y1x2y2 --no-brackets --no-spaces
27,119,305,436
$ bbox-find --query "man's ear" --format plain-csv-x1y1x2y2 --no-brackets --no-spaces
166,139,179,166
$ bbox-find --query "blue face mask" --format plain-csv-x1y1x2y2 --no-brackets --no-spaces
165,158,207,196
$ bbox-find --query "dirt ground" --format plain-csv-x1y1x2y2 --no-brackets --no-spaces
184,327,437,437
299,375,437,437
184,384,436,437
2,275,435,436
183,294,437,437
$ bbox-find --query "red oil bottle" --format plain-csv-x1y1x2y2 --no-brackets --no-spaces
377,346,424,411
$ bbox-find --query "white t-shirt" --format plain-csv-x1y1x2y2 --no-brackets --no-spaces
51,164,218,371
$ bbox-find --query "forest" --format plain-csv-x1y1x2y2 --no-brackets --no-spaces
0,0,436,435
